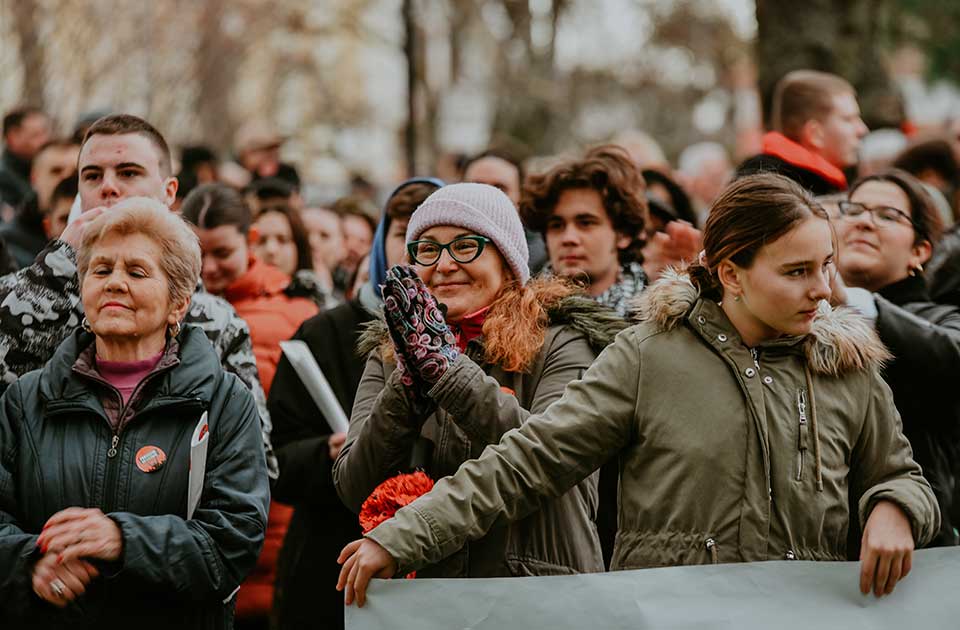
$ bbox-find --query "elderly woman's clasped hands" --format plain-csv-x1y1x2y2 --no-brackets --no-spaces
31,507,122,606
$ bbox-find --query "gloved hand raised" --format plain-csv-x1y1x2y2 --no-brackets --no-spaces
381,265,460,396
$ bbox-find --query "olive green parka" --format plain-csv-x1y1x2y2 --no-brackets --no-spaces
365,271,940,574
333,290,627,578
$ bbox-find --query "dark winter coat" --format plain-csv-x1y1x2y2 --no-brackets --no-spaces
873,275,960,546
0,193,47,269
0,150,32,211
0,325,270,629
267,298,375,630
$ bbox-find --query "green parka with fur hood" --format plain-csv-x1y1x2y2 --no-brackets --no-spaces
363,271,940,574
333,284,628,578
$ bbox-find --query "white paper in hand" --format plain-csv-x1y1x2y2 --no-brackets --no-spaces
187,411,209,520
279,340,350,434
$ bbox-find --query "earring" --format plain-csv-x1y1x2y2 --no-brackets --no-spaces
81,317,92,333
168,321,182,338
733,295,741,302
909,262,924,277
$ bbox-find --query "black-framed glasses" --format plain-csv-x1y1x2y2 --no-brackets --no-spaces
407,235,492,266
837,201,914,228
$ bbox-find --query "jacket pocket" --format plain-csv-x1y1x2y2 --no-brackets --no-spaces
613,530,722,569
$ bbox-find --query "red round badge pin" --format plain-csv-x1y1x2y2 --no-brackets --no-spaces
135,445,167,473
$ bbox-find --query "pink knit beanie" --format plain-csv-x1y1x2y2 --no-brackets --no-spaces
405,183,530,284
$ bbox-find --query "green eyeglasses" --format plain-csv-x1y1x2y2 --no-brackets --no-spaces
407,235,492,266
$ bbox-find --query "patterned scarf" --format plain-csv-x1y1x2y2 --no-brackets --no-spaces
594,261,648,318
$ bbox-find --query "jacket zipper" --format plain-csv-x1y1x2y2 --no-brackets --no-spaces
796,389,808,481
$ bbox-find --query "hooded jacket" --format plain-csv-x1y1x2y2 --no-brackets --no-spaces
363,271,939,575
334,287,627,578
0,325,269,629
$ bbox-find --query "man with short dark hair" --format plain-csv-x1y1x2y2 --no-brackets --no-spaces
462,149,547,274
737,70,868,194
0,113,278,478
0,106,51,215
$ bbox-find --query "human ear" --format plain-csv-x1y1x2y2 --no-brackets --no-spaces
163,177,179,208
168,295,191,326
911,240,933,268
716,259,744,300
800,119,825,151
615,232,632,250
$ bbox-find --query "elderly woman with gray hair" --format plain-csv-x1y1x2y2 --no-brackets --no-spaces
0,198,269,629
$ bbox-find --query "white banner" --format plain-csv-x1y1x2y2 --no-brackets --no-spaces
346,547,959,629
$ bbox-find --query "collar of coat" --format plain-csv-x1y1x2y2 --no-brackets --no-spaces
37,324,223,406
761,132,848,190
631,267,891,376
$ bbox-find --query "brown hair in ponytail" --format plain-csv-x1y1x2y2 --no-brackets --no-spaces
690,173,829,300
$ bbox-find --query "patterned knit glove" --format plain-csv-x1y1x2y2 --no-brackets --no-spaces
382,265,460,397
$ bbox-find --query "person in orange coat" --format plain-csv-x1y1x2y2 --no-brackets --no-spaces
181,183,320,630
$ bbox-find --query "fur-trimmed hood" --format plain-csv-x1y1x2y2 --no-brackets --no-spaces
357,285,628,360
632,268,891,376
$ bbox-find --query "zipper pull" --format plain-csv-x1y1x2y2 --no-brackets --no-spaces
750,348,760,369
107,434,119,459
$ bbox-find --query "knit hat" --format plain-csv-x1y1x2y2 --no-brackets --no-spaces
405,183,530,284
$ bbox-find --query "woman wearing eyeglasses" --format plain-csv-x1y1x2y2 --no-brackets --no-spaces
332,183,626,579
833,169,960,547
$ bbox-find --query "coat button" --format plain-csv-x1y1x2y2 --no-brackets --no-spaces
717,334,727,342
744,368,756,377
697,316,706,324
785,550,796,560
762,376,773,384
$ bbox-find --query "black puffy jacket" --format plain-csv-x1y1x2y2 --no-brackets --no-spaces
873,275,960,546
0,325,270,629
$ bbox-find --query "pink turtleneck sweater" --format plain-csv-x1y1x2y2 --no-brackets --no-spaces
95,351,164,404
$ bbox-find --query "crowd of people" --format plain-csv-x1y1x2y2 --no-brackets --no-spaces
0,67,958,629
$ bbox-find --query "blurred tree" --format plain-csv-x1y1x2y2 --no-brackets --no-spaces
755,0,902,129
889,0,960,82
8,0,45,107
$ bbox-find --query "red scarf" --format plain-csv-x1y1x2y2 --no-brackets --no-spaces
761,132,848,190
450,306,490,352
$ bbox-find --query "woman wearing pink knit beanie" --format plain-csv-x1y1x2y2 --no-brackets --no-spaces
333,182,626,584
